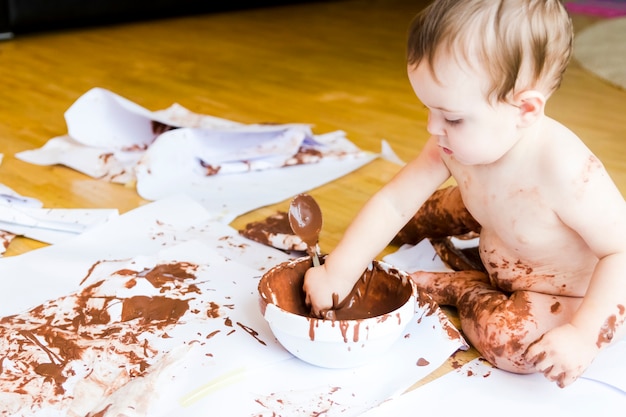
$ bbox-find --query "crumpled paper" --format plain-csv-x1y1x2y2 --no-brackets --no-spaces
16,88,377,221
0,183,117,255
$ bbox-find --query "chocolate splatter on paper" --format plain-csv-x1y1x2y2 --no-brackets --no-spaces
0,230,17,255
416,357,430,366
253,385,350,416
239,211,308,252
0,255,266,416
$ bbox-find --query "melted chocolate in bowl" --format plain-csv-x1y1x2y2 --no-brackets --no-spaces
258,257,413,320
258,257,416,368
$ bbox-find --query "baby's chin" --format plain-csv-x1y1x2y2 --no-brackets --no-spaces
448,151,506,166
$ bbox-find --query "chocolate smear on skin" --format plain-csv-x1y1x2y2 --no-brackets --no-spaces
596,304,626,348
430,237,486,273
597,314,617,347
393,186,481,246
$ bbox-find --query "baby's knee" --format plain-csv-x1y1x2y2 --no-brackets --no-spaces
487,335,532,373
462,311,538,374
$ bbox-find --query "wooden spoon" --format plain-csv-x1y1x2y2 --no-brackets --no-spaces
288,193,322,267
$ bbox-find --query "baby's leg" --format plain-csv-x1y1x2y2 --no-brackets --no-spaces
393,185,481,245
411,271,583,374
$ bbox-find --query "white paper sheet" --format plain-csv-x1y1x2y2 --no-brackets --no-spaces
0,206,118,243
383,240,454,273
360,352,626,417
0,184,42,208
0,195,466,416
15,88,378,221
0,184,118,254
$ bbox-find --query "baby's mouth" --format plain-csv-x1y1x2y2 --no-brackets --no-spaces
440,146,453,155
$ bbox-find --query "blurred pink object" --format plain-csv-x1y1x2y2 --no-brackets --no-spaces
565,1,626,17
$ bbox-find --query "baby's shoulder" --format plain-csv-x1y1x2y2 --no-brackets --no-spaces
537,118,600,181
541,117,585,150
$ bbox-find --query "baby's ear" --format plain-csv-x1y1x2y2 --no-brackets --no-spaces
515,90,546,127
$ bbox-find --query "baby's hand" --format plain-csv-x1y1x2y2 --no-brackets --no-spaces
303,264,352,317
525,323,599,388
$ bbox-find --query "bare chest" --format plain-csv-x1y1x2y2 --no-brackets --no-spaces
457,171,557,246
453,171,595,295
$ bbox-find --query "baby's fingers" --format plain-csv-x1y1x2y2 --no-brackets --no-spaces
304,295,321,318
529,355,567,388
524,336,546,368
541,366,579,388
304,291,327,318
525,342,578,388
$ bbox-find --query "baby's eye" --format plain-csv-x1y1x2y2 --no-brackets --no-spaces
445,118,462,126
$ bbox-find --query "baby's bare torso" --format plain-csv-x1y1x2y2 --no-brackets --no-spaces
467,188,595,297
447,127,597,298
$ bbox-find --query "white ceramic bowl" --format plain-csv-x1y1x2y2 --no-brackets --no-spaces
258,256,417,368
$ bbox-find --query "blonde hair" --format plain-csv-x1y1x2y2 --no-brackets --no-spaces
407,0,573,102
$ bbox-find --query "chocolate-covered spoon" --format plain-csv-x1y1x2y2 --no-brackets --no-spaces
288,193,322,267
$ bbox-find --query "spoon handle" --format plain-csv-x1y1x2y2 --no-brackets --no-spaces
308,244,320,267
312,252,320,267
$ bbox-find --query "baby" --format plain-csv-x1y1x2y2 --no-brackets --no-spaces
304,0,626,388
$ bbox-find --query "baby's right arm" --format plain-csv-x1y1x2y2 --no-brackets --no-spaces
304,137,450,316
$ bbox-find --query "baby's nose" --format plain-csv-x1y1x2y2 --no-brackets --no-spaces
426,116,445,136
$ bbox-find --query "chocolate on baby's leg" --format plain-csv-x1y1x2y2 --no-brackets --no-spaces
430,237,486,273
411,270,582,374
393,185,481,245
400,185,583,374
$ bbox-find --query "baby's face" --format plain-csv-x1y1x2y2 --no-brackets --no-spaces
408,55,522,166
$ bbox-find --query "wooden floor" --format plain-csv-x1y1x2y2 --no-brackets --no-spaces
1,0,625,389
